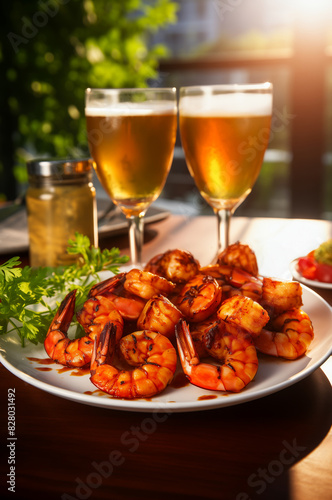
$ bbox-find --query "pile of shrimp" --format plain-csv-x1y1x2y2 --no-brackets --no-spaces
44,243,314,399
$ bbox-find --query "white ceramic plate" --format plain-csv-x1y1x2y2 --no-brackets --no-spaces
0,286,331,413
290,258,332,290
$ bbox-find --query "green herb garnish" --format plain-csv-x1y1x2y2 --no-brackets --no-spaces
0,233,129,346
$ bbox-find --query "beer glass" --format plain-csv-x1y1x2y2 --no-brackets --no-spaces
85,88,177,266
179,83,273,260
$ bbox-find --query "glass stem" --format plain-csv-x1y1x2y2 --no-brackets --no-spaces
128,215,144,267
215,208,232,259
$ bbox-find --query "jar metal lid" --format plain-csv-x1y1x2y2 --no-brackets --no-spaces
27,158,94,177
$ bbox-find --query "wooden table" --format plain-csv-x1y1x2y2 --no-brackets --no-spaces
0,215,331,500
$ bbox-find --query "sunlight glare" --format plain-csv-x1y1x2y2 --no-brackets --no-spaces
291,0,331,22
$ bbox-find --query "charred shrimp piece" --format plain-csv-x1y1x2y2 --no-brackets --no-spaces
137,294,183,341
254,308,314,359
217,241,259,277
123,269,176,300
90,325,177,399
176,274,222,323
260,278,302,317
200,264,263,301
217,295,269,337
175,319,258,393
144,248,200,284
45,290,123,368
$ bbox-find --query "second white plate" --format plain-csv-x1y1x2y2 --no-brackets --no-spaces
290,258,332,290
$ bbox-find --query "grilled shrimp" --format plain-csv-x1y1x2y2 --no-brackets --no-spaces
217,295,269,337
176,274,222,322
200,264,263,301
76,293,124,342
137,294,183,341
85,274,146,321
261,278,302,317
144,249,200,283
254,308,314,359
90,324,177,399
189,316,219,357
123,269,176,300
175,319,258,393
44,289,123,368
217,241,259,277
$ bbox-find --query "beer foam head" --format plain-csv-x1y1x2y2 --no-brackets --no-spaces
85,101,176,116
180,92,273,117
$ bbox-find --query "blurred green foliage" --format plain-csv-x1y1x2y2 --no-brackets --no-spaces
0,0,178,200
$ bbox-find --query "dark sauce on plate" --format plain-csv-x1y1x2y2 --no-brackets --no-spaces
197,395,218,401
27,356,89,377
27,357,54,365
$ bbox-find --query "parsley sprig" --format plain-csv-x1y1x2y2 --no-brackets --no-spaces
0,233,129,346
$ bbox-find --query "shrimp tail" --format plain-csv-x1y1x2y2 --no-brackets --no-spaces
175,319,200,370
90,322,121,395
48,289,77,334
44,289,77,358
90,322,117,374
87,273,126,298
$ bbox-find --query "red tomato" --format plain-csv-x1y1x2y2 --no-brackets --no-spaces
297,250,332,283
297,256,317,280
315,263,332,283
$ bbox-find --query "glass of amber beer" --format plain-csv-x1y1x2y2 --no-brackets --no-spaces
85,87,177,266
179,83,273,259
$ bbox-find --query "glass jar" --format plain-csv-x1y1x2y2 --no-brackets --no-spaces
26,158,98,267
